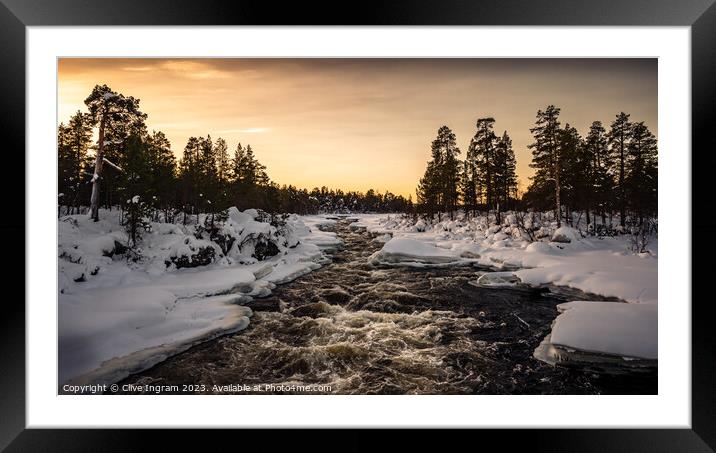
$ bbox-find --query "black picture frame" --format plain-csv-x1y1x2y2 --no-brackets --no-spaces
3,0,713,450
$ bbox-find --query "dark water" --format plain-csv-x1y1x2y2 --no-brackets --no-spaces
117,219,657,395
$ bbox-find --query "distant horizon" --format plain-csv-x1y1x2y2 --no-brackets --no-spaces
58,58,657,199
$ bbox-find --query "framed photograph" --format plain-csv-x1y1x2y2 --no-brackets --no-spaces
5,0,714,449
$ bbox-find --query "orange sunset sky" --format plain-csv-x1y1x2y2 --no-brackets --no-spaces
58,58,657,199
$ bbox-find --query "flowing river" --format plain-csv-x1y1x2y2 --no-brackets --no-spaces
117,219,656,394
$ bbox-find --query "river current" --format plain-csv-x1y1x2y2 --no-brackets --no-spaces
117,219,657,394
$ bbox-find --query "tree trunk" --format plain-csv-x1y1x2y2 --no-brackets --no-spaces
76,134,82,214
619,139,626,227
554,158,562,228
564,205,570,226
89,114,106,222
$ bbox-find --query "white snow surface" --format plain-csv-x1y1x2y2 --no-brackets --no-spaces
362,213,657,304
549,301,658,359
58,208,341,385
363,212,658,360
369,237,464,265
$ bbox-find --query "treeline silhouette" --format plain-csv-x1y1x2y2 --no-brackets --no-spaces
57,85,413,222
58,84,657,232
416,107,657,230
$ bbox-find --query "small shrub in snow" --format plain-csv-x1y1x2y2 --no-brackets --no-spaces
514,211,542,242
414,219,427,232
594,223,617,237
121,196,152,247
628,223,652,254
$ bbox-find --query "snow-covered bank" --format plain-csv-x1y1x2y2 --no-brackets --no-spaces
533,301,657,371
59,208,340,385
363,212,658,365
549,301,657,359
362,214,657,305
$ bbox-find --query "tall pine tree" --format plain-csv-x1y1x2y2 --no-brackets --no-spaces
607,112,631,227
584,121,613,226
626,121,658,224
84,84,146,221
493,130,517,220
528,105,563,227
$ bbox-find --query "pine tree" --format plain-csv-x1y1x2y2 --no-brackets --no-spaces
145,131,177,221
231,143,245,183
471,118,498,214
229,143,271,210
417,126,459,219
178,137,202,222
215,137,229,183
120,133,151,211
64,111,94,213
197,135,218,214
528,105,563,227
608,112,631,227
460,157,478,217
243,144,269,186
625,122,658,224
122,194,153,247
84,84,147,221
417,159,441,218
211,137,229,210
438,126,461,219
57,122,73,215
558,124,586,226
493,131,518,219
584,121,613,226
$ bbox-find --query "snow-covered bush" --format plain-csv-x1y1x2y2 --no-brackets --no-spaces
628,222,653,254
121,195,152,247
165,236,219,269
58,206,307,291
513,211,549,242
194,209,235,255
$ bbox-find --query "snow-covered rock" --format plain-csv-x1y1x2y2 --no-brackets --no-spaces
550,226,581,243
534,301,657,369
372,233,393,243
369,237,463,266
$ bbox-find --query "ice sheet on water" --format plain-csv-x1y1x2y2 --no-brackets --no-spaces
368,237,467,266
534,301,657,370
473,271,521,288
